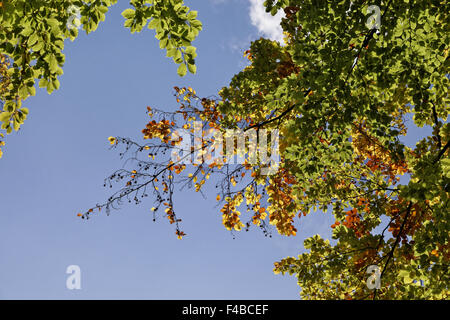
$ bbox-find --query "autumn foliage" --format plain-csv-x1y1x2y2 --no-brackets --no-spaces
79,1,449,299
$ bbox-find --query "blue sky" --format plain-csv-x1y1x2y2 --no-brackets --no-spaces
0,0,434,300
0,0,337,299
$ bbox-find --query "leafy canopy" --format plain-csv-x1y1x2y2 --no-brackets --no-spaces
0,0,202,157
78,0,450,299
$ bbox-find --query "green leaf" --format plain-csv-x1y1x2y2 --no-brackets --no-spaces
185,46,197,57
48,54,59,74
121,9,135,19
148,18,159,29
159,38,169,49
166,47,177,58
0,112,11,123
187,62,197,74
177,63,187,77
187,10,198,20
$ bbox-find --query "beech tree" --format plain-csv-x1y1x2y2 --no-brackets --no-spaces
9,0,445,299
0,53,9,157
0,0,202,157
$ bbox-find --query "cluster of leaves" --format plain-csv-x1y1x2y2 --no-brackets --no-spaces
0,0,201,155
122,0,201,76
0,53,9,157
81,0,448,299
79,87,277,239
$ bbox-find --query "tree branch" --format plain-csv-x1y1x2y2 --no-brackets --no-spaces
431,101,442,150
373,201,412,299
433,140,450,164
243,88,311,131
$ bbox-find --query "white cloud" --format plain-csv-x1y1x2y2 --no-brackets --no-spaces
248,0,284,42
